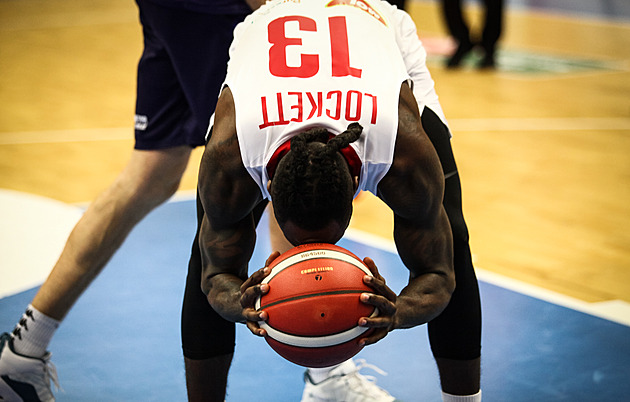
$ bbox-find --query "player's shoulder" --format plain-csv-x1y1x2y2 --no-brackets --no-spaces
207,87,237,147
377,85,443,219
203,87,247,181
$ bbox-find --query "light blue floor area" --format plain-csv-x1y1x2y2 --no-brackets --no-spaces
1,199,629,401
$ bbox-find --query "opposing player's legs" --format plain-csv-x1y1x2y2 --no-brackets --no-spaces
1,146,192,401
0,333,58,402
32,147,192,320
4,1,241,399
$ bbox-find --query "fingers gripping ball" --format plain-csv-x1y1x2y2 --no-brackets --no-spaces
255,243,378,367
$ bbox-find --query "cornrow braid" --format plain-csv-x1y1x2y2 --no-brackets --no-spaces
271,123,363,231
325,122,363,155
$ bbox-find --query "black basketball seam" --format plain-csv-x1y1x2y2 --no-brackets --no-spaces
259,289,366,310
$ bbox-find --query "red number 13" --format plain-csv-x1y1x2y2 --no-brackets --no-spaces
268,15,362,79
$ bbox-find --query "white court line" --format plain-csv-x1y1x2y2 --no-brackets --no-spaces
343,228,630,327
1,117,629,146
4,191,628,327
0,190,83,298
170,189,198,202
0,128,132,145
165,195,630,327
448,117,630,132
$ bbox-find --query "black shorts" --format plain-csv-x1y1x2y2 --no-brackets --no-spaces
134,0,247,150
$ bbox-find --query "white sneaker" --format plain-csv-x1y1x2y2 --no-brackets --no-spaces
301,359,401,402
0,333,59,402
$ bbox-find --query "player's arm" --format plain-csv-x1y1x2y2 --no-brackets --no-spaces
372,83,455,335
198,87,268,325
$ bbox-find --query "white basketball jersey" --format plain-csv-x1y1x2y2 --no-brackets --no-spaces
223,0,438,199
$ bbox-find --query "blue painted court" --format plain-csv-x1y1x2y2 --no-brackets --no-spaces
1,199,628,401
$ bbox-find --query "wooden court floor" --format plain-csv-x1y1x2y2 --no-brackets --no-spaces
1,0,629,307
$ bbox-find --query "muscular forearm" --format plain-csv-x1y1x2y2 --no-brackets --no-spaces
393,273,454,330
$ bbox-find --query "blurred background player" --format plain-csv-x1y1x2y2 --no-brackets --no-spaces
442,0,504,68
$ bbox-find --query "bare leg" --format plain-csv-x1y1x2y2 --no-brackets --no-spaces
185,354,233,402
31,146,192,320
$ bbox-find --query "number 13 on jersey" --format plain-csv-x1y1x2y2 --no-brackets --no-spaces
268,15,363,79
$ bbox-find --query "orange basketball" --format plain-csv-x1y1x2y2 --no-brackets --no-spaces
255,243,377,368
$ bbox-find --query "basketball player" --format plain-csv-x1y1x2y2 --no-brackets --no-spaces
0,1,264,401
182,0,482,401
442,0,504,68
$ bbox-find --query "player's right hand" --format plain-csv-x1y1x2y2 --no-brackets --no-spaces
239,251,280,336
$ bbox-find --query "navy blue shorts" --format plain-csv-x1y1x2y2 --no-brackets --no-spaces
134,0,247,150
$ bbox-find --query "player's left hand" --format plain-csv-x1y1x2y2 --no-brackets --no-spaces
357,257,397,346
239,251,280,337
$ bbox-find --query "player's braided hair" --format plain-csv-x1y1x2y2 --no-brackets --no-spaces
271,123,363,231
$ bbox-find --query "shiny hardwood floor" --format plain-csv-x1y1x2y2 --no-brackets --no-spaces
1,0,629,305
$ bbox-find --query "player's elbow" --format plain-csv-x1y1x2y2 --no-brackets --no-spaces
201,273,212,296
444,269,456,299
429,266,456,313
432,269,456,319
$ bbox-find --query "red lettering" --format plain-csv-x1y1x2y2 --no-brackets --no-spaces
329,16,362,78
365,93,377,124
275,92,289,125
328,17,361,78
288,92,303,122
259,96,271,129
345,90,362,121
268,16,319,78
259,93,291,129
260,90,377,128
326,90,342,120
306,92,323,119
267,15,363,79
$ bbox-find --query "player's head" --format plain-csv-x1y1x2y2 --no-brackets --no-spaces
270,123,363,245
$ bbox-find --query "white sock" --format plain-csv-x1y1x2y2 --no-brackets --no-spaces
442,390,482,402
307,363,341,383
11,305,60,358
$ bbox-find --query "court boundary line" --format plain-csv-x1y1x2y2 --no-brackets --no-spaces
2,117,629,146
342,227,630,327
3,192,627,327
168,194,630,327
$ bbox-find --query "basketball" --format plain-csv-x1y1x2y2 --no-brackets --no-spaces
255,243,377,368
